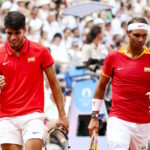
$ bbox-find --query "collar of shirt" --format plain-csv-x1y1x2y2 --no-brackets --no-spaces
5,37,30,56
90,43,99,49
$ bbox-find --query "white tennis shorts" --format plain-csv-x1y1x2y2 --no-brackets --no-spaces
0,112,45,145
106,117,150,150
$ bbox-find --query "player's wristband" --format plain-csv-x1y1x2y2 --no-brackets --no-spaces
92,98,103,112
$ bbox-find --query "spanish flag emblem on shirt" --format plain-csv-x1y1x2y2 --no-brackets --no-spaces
144,67,150,72
28,57,35,62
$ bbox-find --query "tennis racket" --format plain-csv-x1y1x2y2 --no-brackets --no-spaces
45,126,70,150
89,130,98,150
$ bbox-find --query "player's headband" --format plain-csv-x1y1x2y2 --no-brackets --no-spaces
128,23,150,32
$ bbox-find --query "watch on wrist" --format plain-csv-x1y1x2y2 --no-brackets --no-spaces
91,112,99,119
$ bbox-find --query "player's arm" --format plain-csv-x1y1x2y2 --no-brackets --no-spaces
88,74,110,136
0,75,5,92
44,66,69,132
94,73,110,100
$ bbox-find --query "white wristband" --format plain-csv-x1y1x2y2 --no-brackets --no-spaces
92,98,103,112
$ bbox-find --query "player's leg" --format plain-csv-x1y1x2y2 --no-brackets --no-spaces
25,139,42,150
129,123,150,150
22,115,44,150
1,144,22,150
0,118,23,150
106,117,131,150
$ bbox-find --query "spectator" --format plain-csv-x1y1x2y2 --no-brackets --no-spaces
81,25,107,64
50,33,69,65
50,33,69,74
28,6,43,41
68,39,82,65
43,11,61,42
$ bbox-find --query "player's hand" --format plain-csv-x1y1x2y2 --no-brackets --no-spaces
146,92,150,100
56,115,69,133
88,118,99,136
0,75,5,91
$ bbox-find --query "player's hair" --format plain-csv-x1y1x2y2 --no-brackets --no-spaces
4,11,25,30
53,33,62,40
86,25,102,44
127,17,148,25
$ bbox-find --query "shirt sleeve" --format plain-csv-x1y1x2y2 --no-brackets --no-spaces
41,47,54,69
102,51,116,78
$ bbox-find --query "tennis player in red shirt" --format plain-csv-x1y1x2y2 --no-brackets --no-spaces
0,11,68,150
88,17,150,150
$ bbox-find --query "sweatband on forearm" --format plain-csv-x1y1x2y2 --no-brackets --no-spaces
92,98,103,112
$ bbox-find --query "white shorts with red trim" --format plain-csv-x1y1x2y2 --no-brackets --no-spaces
0,112,45,145
106,117,150,150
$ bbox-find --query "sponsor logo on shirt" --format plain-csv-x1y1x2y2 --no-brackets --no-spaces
144,67,150,72
2,61,10,65
117,67,123,71
28,57,35,62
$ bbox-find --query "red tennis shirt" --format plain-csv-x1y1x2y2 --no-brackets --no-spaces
0,37,54,117
102,47,150,123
